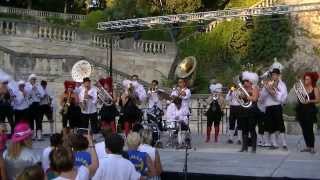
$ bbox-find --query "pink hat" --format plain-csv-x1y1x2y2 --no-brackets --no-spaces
12,122,32,143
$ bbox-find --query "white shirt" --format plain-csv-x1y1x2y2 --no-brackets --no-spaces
40,87,53,106
92,154,141,180
53,166,89,180
171,87,191,109
166,103,189,124
225,91,240,106
134,81,147,103
138,144,156,162
25,82,45,103
260,80,288,107
79,86,97,114
13,90,29,110
41,147,52,172
147,90,161,109
95,141,108,163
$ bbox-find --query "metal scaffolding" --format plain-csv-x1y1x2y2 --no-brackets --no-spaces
97,2,320,31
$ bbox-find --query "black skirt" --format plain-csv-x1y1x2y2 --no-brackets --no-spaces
100,104,119,122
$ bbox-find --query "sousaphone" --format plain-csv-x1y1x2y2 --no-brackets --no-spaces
175,56,197,86
71,60,92,82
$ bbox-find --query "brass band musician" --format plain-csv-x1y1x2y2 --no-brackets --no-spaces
60,81,79,130
79,77,98,133
171,78,191,111
98,77,119,133
260,68,288,149
25,74,45,140
0,75,15,134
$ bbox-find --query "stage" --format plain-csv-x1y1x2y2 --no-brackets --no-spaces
32,131,320,180
158,134,320,180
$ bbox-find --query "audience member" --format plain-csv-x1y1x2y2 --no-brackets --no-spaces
3,122,40,180
127,132,155,178
50,132,98,180
71,134,91,167
42,133,63,172
16,165,45,180
0,123,7,153
92,134,140,180
95,127,113,162
139,129,162,178
0,155,6,180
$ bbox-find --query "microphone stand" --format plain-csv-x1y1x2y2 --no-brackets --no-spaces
183,136,190,180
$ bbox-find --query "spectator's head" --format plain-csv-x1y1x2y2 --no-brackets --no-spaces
50,133,63,147
101,127,113,140
49,146,74,173
105,134,124,154
16,165,45,180
71,134,89,151
0,123,7,135
127,132,141,150
9,122,33,159
140,129,153,145
40,80,47,89
61,127,74,148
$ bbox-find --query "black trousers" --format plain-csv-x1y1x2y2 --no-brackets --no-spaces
81,113,99,133
299,119,315,148
14,108,29,123
62,106,80,129
29,102,42,130
229,105,240,130
207,119,220,128
0,106,14,133
256,110,266,135
265,105,285,134
40,104,53,124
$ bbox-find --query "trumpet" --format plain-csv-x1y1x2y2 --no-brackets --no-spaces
234,83,252,108
294,80,310,104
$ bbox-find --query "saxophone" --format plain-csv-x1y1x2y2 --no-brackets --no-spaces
61,92,71,115
81,89,89,112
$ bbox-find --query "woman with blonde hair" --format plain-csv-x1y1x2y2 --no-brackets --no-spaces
127,132,155,178
139,129,162,179
3,122,40,180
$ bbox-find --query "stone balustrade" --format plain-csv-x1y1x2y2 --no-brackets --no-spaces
0,5,87,22
0,18,173,56
133,40,167,54
0,19,16,34
38,25,77,41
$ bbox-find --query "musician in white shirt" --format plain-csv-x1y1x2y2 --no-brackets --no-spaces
131,75,147,104
166,97,190,146
171,78,191,111
39,80,54,135
79,77,98,133
13,81,30,124
225,83,242,144
147,80,161,109
25,74,45,140
260,68,288,149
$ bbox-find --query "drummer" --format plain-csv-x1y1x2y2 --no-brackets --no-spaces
166,97,189,146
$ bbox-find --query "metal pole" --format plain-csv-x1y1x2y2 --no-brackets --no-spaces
109,35,113,77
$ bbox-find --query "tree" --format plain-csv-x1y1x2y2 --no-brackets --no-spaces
165,0,201,14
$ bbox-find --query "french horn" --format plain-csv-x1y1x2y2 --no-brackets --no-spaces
234,83,252,108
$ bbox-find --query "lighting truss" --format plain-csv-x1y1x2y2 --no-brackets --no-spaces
97,2,320,31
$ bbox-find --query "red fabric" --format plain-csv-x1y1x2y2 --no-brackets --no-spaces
206,127,211,143
214,126,220,142
64,81,76,90
304,72,319,87
101,120,116,134
124,121,133,137
99,77,113,95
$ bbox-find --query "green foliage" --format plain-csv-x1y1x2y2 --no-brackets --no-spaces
165,0,202,14
140,29,172,41
80,10,106,31
226,0,260,8
179,15,293,92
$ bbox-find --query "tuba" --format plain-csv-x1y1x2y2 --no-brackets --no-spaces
175,56,197,87
234,83,252,108
293,80,310,104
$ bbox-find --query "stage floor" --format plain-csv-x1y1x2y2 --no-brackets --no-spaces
158,134,320,179
31,132,320,179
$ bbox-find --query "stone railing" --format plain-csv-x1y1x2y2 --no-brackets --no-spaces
0,18,173,56
0,5,87,22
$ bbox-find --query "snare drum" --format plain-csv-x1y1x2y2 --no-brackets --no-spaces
166,121,178,130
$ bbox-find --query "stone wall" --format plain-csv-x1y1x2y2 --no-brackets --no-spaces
0,18,177,84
